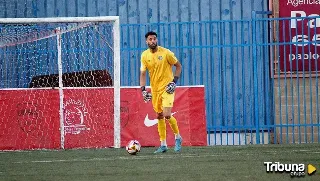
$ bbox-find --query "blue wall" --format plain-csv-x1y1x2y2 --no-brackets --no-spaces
0,0,268,22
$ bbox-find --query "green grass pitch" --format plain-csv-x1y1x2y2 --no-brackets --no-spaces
1,144,319,181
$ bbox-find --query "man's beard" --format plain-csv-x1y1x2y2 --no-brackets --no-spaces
148,43,157,50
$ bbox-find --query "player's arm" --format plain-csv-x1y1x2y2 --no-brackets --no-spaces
140,70,147,88
173,61,182,83
140,54,147,89
140,57,151,102
166,50,182,94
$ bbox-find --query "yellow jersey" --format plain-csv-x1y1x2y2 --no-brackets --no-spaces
140,46,178,93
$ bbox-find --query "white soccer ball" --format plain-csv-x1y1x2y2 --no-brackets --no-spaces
126,140,141,155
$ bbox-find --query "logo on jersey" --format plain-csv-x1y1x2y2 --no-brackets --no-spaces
158,56,163,60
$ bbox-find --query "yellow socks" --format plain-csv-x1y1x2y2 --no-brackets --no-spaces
168,116,180,135
157,118,166,142
158,116,181,145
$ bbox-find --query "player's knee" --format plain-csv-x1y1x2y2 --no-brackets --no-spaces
157,113,164,120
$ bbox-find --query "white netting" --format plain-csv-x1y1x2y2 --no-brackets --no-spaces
0,18,120,150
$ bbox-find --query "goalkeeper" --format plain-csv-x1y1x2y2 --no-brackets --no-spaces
140,31,182,153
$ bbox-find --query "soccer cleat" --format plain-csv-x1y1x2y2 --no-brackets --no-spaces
174,137,183,152
154,146,168,153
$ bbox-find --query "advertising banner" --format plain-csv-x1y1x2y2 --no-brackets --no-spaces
0,87,207,150
279,1,320,71
0,90,61,150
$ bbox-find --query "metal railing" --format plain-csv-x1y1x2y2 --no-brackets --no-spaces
120,12,320,145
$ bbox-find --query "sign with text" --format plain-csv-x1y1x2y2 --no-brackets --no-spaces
279,1,320,71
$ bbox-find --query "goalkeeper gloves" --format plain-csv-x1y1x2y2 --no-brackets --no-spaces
165,76,179,94
141,86,152,102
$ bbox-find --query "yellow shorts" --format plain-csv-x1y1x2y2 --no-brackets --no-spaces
152,91,175,113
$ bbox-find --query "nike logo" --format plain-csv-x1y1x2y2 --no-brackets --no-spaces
144,112,178,127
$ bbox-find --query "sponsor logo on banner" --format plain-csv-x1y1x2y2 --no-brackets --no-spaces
287,0,320,7
279,1,320,71
144,112,178,127
120,101,129,128
17,102,42,133
64,99,90,135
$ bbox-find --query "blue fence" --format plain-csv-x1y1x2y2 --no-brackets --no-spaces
266,15,320,145
120,13,273,145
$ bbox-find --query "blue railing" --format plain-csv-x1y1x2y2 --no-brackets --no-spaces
120,18,271,144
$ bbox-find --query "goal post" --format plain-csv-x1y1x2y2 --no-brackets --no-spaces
0,16,121,149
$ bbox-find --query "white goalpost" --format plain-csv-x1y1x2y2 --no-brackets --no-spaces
0,16,121,149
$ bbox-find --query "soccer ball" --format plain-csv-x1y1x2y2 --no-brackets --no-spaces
126,140,141,155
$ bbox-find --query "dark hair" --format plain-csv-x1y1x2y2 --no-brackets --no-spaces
145,31,157,39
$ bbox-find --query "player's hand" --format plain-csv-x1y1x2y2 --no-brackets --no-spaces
142,90,152,102
141,86,152,102
165,82,176,94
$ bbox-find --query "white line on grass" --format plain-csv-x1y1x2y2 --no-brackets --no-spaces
291,150,311,152
11,151,282,164
264,149,319,153
12,153,225,164
9,149,320,164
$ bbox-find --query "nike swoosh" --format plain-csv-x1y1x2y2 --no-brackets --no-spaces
144,112,178,127
144,114,158,127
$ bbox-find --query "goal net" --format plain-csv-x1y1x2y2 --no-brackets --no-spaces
0,17,121,150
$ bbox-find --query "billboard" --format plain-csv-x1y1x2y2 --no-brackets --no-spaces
0,87,207,150
279,1,320,72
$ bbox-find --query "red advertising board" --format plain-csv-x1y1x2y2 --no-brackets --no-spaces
0,90,61,150
279,1,320,72
119,87,207,148
0,87,207,150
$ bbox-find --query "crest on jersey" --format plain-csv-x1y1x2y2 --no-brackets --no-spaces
158,56,163,60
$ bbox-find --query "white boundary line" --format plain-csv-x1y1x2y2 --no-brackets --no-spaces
10,153,233,164
10,149,320,164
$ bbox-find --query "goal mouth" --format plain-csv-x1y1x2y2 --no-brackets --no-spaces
0,16,121,149
1,21,115,87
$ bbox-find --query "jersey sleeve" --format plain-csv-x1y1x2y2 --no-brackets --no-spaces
166,50,178,65
140,53,147,72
